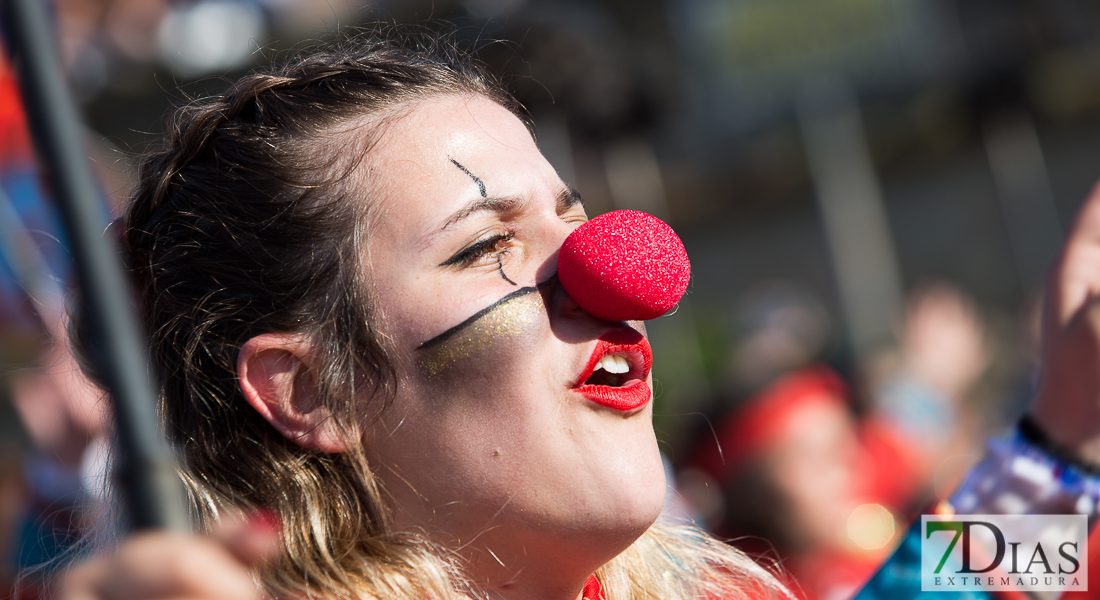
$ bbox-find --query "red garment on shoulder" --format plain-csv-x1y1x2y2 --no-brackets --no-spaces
582,575,604,600
582,572,777,600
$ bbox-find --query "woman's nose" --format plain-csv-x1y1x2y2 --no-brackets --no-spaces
539,274,590,320
556,210,691,322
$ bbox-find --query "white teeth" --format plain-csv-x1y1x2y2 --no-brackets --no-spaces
595,354,630,374
614,355,630,373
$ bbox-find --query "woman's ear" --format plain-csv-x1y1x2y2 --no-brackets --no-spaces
237,333,347,453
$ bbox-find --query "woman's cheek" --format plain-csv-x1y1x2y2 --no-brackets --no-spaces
416,290,547,386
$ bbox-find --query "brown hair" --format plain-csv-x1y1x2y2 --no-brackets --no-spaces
77,32,516,599
78,31,788,600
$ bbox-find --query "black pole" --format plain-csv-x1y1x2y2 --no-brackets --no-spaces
3,0,188,532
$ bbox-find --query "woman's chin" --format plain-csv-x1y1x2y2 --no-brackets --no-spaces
573,456,668,546
594,501,664,556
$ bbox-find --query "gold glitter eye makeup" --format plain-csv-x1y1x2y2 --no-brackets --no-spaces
417,286,544,379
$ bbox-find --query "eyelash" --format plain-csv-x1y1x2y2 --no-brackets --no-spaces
442,231,516,268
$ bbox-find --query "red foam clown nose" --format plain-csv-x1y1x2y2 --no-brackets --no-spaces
557,210,691,321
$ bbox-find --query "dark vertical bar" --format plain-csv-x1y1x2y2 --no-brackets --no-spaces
3,0,188,532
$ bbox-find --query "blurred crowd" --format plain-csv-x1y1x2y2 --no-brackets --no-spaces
4,1,1100,600
671,280,1020,600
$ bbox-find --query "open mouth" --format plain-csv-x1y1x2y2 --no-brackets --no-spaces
573,330,653,411
583,350,646,387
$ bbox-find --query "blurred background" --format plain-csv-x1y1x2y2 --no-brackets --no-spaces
3,0,1100,598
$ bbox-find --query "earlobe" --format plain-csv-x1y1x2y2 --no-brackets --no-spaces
237,333,348,453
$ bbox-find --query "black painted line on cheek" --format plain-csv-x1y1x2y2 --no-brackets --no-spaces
497,256,518,286
449,158,487,198
417,286,539,350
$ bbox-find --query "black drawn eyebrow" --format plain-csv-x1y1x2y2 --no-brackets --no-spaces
417,286,539,350
450,158,487,198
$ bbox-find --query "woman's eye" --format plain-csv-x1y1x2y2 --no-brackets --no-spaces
441,232,516,268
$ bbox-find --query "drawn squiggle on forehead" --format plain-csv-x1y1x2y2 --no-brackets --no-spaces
449,157,487,198
416,286,544,379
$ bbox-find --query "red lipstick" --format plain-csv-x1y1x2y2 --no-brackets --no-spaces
573,329,653,412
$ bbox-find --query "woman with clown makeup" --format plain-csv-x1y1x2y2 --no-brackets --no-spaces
56,33,1100,600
